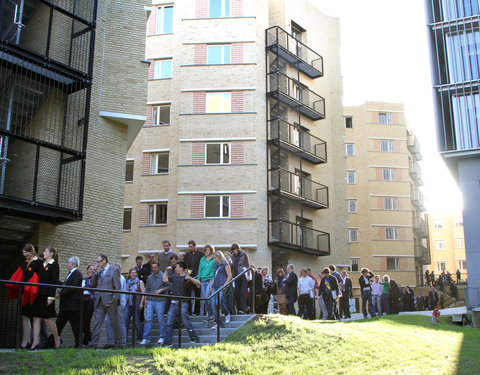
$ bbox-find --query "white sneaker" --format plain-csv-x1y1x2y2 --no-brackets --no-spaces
211,324,217,330
139,339,149,345
157,338,164,345
225,314,231,324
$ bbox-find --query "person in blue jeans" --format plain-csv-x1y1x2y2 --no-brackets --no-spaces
163,262,200,346
140,262,170,345
209,251,232,328
197,245,216,321
358,268,375,318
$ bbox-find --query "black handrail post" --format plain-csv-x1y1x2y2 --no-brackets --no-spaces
79,286,84,348
15,284,24,350
131,293,136,348
178,298,182,349
216,292,220,343
251,268,255,314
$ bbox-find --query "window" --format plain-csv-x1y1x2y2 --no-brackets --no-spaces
350,258,359,272
434,220,443,229
384,197,398,210
456,218,463,227
446,29,480,83
385,227,399,240
123,208,132,230
380,140,394,152
206,143,230,164
156,5,173,34
441,0,479,20
125,161,134,182
150,153,169,174
209,0,230,17
379,112,392,124
348,228,358,242
152,105,170,125
436,240,445,250
452,92,480,149
345,116,353,128
386,257,400,271
208,45,231,64
347,171,356,184
347,199,357,213
382,168,396,181
205,195,230,218
206,92,231,113
149,203,167,224
345,143,355,156
456,238,464,248
436,261,446,272
458,260,467,270
153,59,172,79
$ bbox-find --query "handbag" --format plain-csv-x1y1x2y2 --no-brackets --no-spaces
349,297,356,313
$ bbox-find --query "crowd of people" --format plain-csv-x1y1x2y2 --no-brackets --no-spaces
9,241,452,350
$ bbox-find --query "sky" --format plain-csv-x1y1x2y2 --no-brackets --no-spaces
314,0,463,214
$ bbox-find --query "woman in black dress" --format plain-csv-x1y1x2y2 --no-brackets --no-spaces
30,246,61,349
19,243,43,349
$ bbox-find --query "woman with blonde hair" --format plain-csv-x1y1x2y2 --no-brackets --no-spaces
209,250,232,327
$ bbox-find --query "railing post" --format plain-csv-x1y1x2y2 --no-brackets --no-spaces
216,292,220,343
131,293,136,348
79,286,84,348
177,298,182,348
251,268,256,314
15,284,24,350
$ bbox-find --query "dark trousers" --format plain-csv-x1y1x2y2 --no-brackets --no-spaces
297,294,312,319
56,309,81,347
361,290,374,317
310,296,316,320
339,295,351,318
381,293,390,315
286,295,297,315
234,275,247,313
323,293,334,319
83,298,94,345
186,282,201,315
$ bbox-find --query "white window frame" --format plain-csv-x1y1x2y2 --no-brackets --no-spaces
347,171,356,184
347,199,357,213
436,240,445,250
152,104,170,126
123,207,132,230
153,59,172,80
434,220,444,229
148,203,168,225
385,227,399,240
436,261,447,272
206,92,231,113
384,197,398,210
150,152,169,174
456,238,464,248
386,257,400,271
209,0,231,17
348,228,358,243
345,143,355,156
382,168,396,181
379,112,392,124
350,258,359,272
125,160,134,182
205,142,230,164
207,44,231,64
205,195,230,218
458,260,467,270
156,5,173,34
345,116,353,128
380,140,395,152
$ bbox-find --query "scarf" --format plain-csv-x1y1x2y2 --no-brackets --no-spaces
126,277,139,305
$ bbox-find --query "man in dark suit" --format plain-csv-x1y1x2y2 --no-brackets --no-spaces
184,240,204,315
284,264,298,315
339,270,353,319
88,254,122,348
56,256,83,347
428,286,439,309
359,267,375,318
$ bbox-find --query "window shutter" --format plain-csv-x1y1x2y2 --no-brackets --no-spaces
140,204,149,225
144,105,152,127
148,61,154,80
194,44,207,65
142,153,151,174
231,91,244,112
232,0,243,16
230,194,243,217
195,0,208,17
230,142,244,163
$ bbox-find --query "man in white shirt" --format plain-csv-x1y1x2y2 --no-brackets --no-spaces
297,268,315,319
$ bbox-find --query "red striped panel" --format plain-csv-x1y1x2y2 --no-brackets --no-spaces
192,143,205,165
191,195,204,218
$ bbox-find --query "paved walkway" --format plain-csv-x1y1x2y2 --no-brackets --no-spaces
347,306,467,321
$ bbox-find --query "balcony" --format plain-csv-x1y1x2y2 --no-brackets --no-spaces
266,25,324,79
414,244,431,265
407,132,422,161
269,168,328,209
267,71,325,121
411,187,425,210
413,215,428,238
409,160,424,186
269,219,330,256
268,119,327,164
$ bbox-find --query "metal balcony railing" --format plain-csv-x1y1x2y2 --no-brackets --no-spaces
267,119,327,164
269,219,330,256
413,215,428,237
407,132,422,161
411,187,425,209
267,71,325,121
269,168,328,209
409,160,424,186
266,25,324,79
414,244,431,265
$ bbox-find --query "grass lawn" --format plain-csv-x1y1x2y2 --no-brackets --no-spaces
0,314,478,375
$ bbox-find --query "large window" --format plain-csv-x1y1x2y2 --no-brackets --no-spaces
152,105,170,125
385,227,399,240
387,257,400,271
379,112,392,124
156,6,173,34
452,92,480,150
458,260,467,270
206,143,230,164
123,208,132,230
347,171,356,184
150,153,169,174
345,116,353,128
347,199,357,213
153,59,172,79
436,240,445,250
380,140,394,152
206,92,231,113
350,258,359,272
125,160,134,182
434,220,444,229
384,197,398,210
456,218,464,227
348,228,358,242
446,29,480,83
205,195,230,218
382,168,396,181
456,238,464,248
208,45,231,64
209,0,230,17
436,261,447,272
441,0,480,20
149,203,167,224
345,143,355,156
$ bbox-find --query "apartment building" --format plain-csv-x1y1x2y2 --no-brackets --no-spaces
425,0,480,307
343,102,429,291
427,213,467,282
123,0,349,274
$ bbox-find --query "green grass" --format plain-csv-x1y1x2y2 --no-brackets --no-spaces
0,314,478,375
